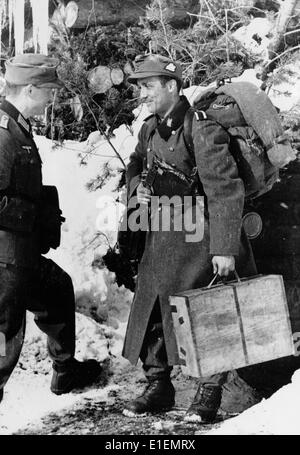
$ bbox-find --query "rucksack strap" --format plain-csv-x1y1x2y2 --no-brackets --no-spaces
183,108,195,163
183,107,215,167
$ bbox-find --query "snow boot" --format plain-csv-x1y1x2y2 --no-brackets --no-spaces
0,388,3,404
123,378,175,416
184,383,222,423
50,358,102,395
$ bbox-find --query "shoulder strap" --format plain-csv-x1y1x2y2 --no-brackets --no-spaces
183,107,214,167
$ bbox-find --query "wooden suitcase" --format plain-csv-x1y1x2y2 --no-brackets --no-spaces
169,274,295,378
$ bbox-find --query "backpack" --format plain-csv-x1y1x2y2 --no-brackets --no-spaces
183,81,296,200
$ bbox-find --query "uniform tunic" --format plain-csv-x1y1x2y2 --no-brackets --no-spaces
0,100,75,390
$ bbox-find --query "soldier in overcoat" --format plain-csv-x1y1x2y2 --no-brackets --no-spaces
122,54,257,422
0,54,101,404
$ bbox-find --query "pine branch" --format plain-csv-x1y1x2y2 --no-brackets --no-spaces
84,98,126,169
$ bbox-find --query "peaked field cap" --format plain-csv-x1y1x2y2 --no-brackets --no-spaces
127,54,182,83
5,53,64,88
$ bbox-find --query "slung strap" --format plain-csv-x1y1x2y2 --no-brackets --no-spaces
183,107,218,167
183,108,196,166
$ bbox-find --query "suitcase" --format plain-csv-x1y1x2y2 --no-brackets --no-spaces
169,274,295,378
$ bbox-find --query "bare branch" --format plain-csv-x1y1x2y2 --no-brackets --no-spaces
265,44,300,67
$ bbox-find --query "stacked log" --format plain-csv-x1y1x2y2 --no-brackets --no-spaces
88,65,125,94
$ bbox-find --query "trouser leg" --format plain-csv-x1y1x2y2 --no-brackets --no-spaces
140,298,172,380
198,372,228,386
0,266,26,390
28,257,75,368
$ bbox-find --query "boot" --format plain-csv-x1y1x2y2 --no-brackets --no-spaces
0,388,3,404
50,359,102,395
123,378,175,416
184,383,222,423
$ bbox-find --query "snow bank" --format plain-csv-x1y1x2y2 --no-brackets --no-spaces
205,370,300,435
232,17,273,59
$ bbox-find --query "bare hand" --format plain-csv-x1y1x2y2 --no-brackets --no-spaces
136,182,151,204
212,255,235,276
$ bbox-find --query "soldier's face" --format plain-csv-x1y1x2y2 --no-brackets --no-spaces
138,77,174,117
28,86,56,115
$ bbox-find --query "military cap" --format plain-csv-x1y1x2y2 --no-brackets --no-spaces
4,53,64,88
127,54,182,83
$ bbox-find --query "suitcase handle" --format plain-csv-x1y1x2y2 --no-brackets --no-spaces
207,270,241,288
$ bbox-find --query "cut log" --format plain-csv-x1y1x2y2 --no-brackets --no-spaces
123,61,134,75
50,3,66,30
64,1,79,28
88,65,113,94
110,67,124,86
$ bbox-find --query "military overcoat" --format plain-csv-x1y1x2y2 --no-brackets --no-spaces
122,96,257,365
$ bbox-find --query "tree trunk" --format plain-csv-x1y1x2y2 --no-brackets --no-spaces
59,0,150,28
261,0,298,78
269,0,298,56
52,0,200,29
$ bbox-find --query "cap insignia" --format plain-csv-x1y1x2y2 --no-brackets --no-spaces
165,63,176,72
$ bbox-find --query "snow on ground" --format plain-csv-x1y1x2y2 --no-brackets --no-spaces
205,370,300,435
0,312,126,435
268,60,300,112
0,369,119,435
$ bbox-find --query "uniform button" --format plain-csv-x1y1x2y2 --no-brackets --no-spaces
171,130,176,135
169,147,174,152
147,147,151,152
